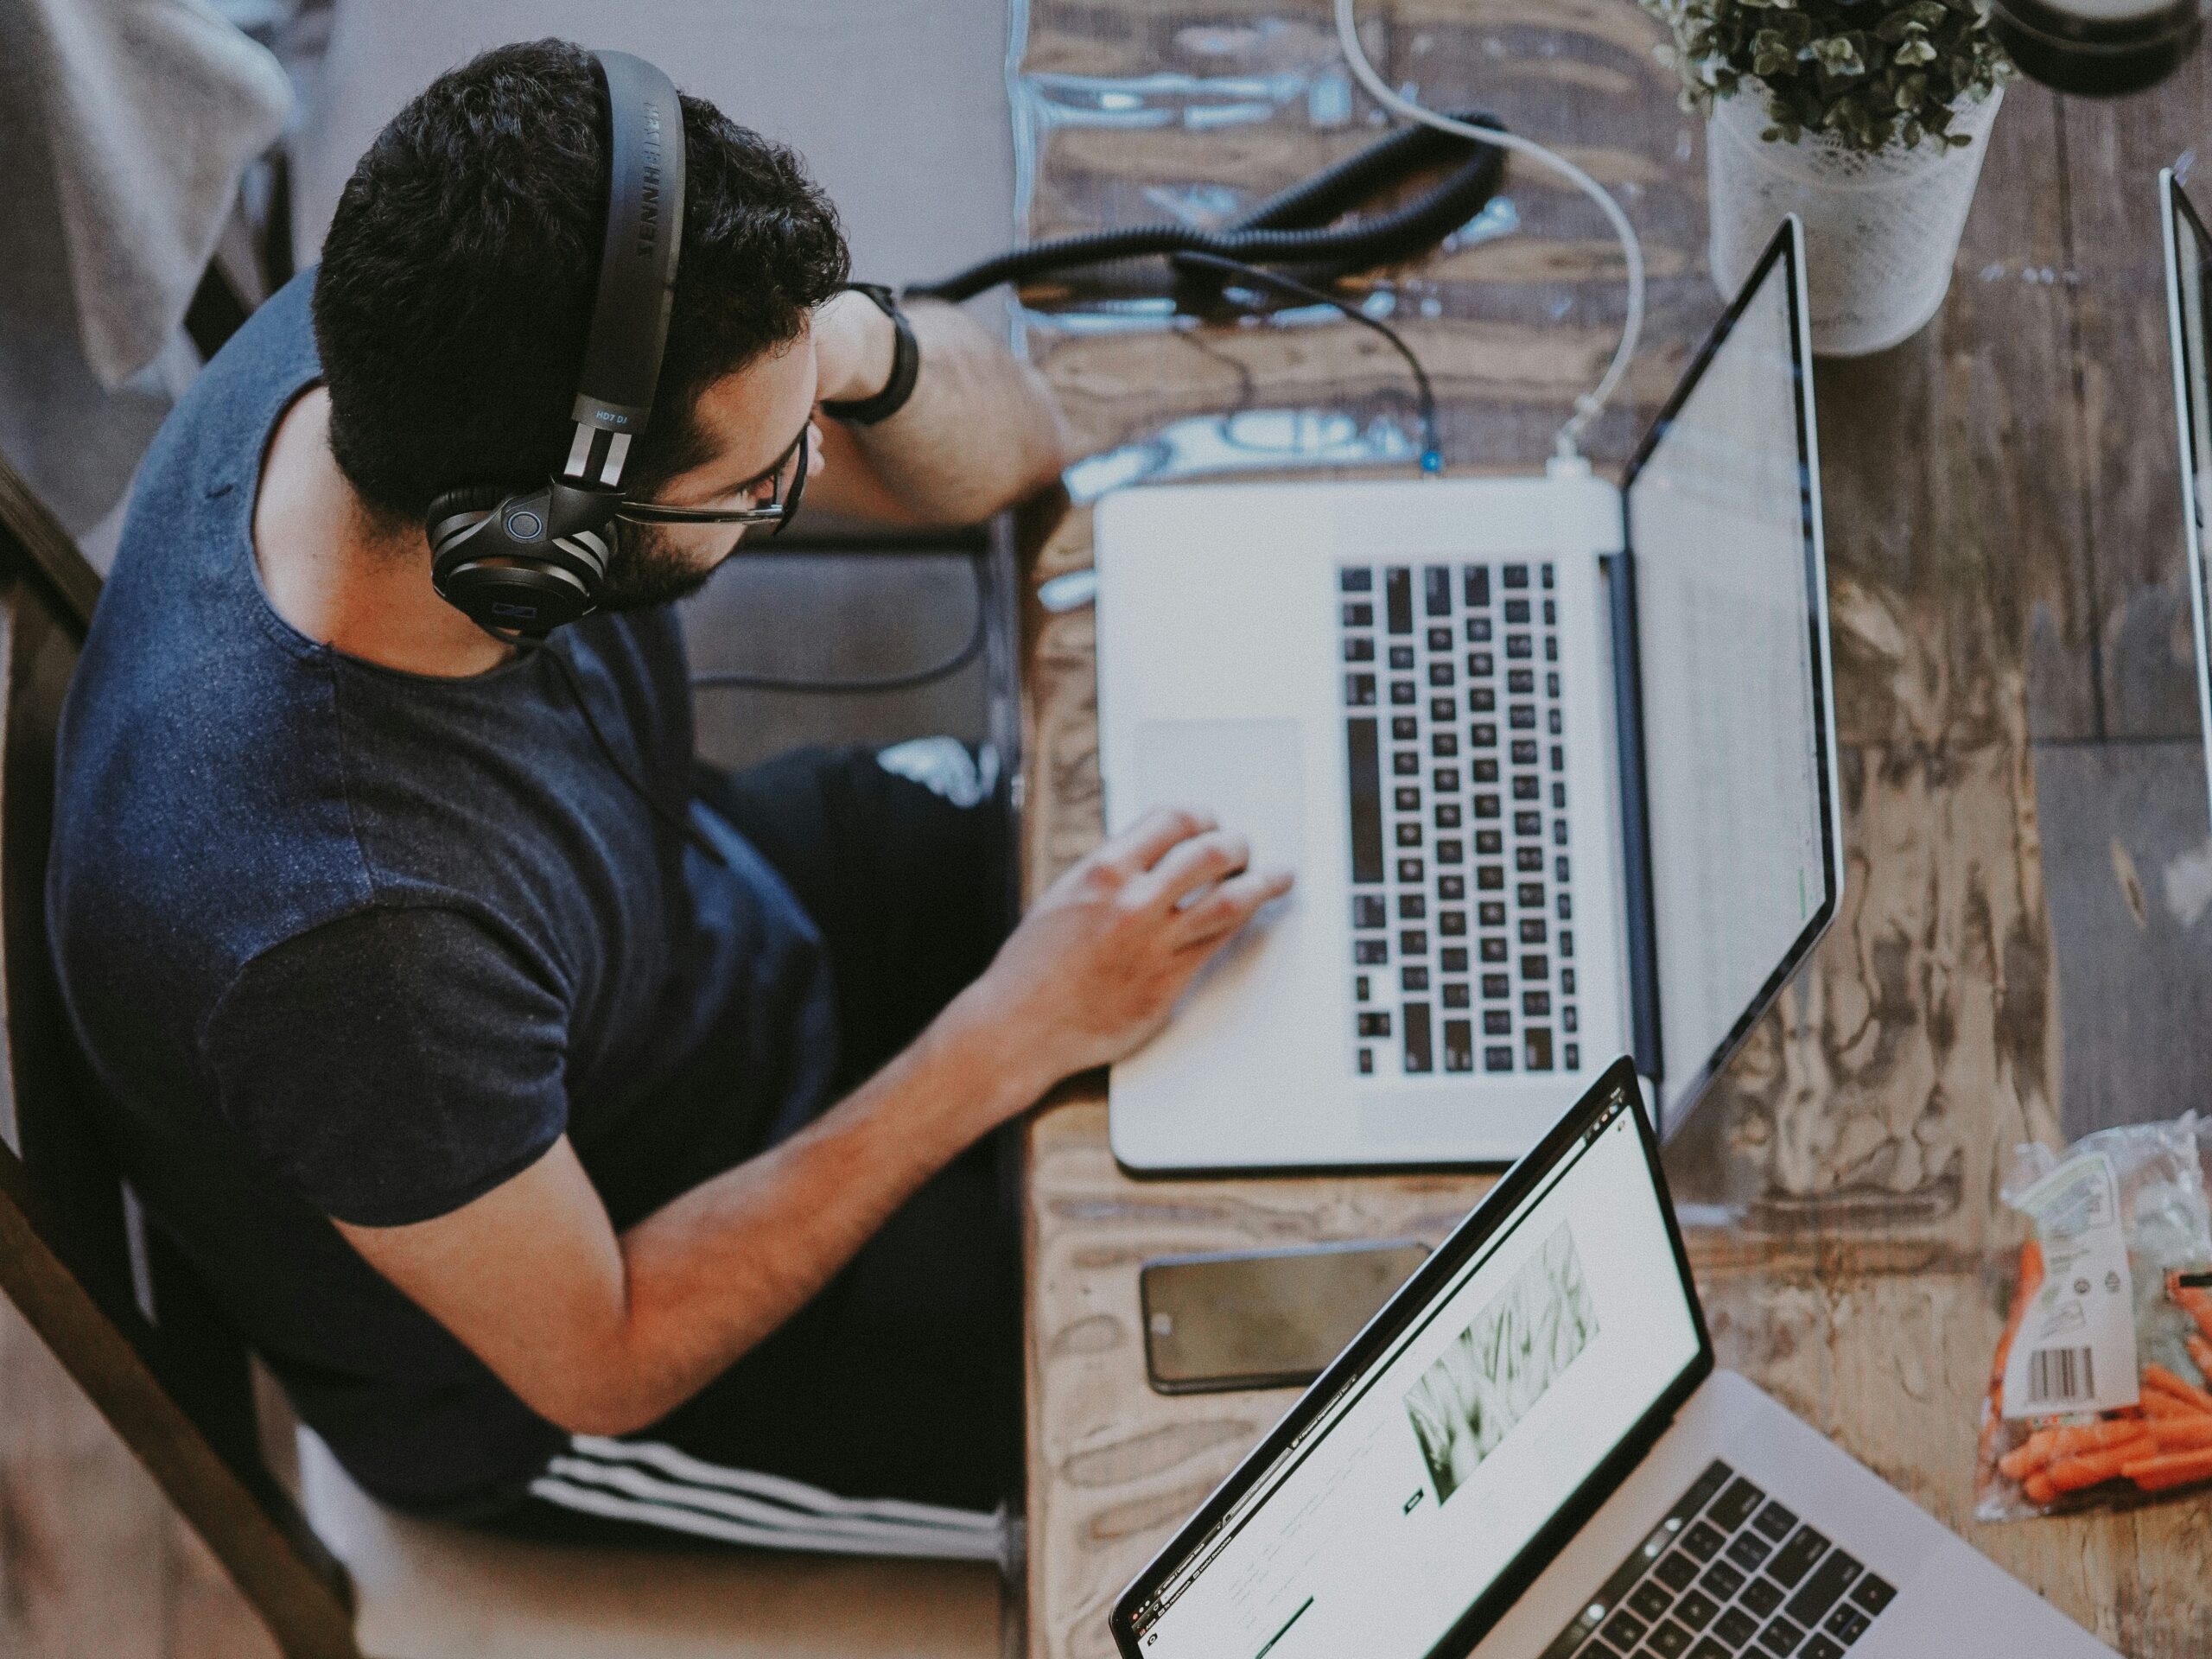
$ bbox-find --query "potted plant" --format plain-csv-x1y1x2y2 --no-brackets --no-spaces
1646,0,2014,355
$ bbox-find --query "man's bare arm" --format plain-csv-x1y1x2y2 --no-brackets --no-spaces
337,808,1290,1436
337,1001,1029,1435
804,293,1071,526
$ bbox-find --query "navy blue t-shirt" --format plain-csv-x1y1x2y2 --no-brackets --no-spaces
45,275,838,1510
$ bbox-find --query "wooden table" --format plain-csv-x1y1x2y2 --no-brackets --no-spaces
1007,5,2212,1656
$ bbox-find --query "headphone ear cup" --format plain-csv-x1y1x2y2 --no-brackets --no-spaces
426,485,511,555
429,484,606,635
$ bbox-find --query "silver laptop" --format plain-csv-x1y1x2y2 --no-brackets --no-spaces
2163,168,2212,818
1110,1060,2117,1659
1095,219,1844,1172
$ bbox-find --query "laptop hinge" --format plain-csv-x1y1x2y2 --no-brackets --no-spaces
1603,547,1663,1087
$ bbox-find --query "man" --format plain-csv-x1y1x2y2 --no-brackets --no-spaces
47,39,1289,1553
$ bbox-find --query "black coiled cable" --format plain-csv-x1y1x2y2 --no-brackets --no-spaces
906,109,1508,304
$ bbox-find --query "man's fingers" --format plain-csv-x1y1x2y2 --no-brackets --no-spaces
1133,830,1251,912
1172,867,1294,949
1100,805,1219,875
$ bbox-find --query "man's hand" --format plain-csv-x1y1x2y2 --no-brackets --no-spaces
946,807,1295,1108
811,288,898,406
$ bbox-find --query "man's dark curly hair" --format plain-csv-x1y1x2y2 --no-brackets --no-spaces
314,39,849,524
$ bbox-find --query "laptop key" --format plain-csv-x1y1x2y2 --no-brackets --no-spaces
1647,1620,1694,1657
1669,1590,1720,1632
1680,1522,1726,1562
1783,1552,1859,1630
1766,1527,1828,1589
1712,1606,1758,1648
1738,1580,1784,1619
1442,1019,1473,1072
1385,567,1413,632
1754,1616,1805,1655
1699,1561,1745,1599
1798,1642,1845,1659
1821,1606,1870,1645
1707,1478,1766,1531
1654,1553,1700,1593
1402,1004,1433,1073
1750,1503,1798,1542
1627,1583,1674,1622
1425,565,1452,616
1725,1533,1770,1573
1600,1613,1649,1650
1689,1644,1732,1659
1847,1575,1893,1616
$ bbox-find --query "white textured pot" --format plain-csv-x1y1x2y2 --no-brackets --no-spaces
1706,84,2004,356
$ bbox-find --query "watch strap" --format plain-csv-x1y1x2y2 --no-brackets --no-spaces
821,283,920,425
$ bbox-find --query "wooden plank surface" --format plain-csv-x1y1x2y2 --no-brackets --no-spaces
1012,4,2212,1656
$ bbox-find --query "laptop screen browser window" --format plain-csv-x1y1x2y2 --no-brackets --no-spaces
1122,1075,1701,1658
1624,236,1838,1134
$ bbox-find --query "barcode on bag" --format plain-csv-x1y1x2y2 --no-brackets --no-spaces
2026,1346,2095,1405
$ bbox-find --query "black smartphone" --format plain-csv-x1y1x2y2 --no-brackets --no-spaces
1139,1239,1430,1395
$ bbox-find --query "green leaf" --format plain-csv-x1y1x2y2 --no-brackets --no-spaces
1812,35,1866,73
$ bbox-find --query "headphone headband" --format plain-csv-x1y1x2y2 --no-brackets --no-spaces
571,50,685,442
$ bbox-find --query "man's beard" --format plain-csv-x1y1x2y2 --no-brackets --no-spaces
590,523,725,613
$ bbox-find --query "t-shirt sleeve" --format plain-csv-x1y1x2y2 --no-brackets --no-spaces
200,906,569,1227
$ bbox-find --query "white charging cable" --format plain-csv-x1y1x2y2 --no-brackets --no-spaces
1332,0,1646,458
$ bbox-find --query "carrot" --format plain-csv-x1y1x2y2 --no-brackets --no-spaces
2121,1447,2212,1492
2145,1364,2212,1415
2188,1335,2212,1380
2142,1389,2207,1419
1999,1428,2059,1481
2056,1420,2149,1455
2042,1435,2158,1494
2023,1470,2059,1505
2151,1417,2212,1452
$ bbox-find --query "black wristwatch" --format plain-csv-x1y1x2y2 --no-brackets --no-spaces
820,283,920,425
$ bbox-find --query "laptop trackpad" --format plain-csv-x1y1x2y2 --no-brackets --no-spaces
1129,718,1306,877
1126,718,1307,1027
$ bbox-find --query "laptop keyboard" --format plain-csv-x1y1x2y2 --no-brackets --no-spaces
1338,561,1581,1081
1537,1460,1898,1659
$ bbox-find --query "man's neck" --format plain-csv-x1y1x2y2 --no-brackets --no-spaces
253,389,518,677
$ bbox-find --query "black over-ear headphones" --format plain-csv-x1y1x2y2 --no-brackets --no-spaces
425,49,686,635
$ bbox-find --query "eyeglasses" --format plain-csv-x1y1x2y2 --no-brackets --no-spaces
615,423,809,535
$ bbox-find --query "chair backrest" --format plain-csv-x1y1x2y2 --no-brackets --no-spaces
0,451,360,1659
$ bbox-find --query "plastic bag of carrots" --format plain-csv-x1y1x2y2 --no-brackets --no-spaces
1975,1115,2212,1520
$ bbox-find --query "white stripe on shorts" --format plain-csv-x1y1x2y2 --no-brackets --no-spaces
525,1435,1005,1562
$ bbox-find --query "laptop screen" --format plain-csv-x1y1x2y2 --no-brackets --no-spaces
2164,172,2212,819
1622,222,1839,1134
1117,1065,1705,1659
